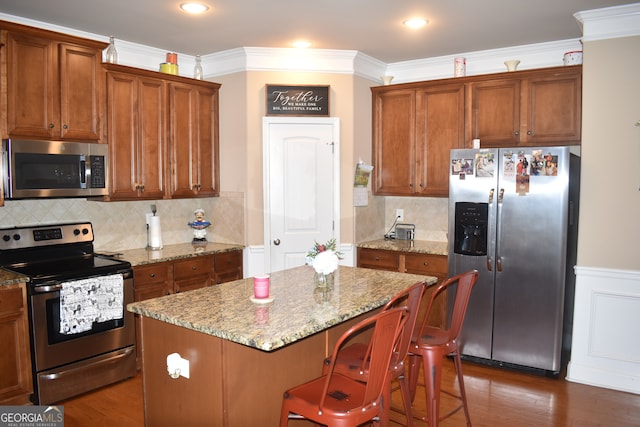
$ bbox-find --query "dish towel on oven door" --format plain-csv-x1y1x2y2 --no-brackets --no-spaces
59,274,124,335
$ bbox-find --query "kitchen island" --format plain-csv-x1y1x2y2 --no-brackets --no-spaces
127,265,436,426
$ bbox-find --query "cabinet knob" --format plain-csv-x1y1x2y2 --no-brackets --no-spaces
514,130,520,136
48,123,55,129
375,256,380,261
527,130,533,135
192,266,197,270
63,124,68,129
149,273,156,278
423,262,429,266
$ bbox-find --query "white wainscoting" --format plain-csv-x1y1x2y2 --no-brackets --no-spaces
567,266,640,394
244,243,356,278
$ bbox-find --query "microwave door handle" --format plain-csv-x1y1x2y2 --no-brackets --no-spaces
79,155,87,188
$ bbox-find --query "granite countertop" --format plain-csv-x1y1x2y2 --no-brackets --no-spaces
108,242,244,267
357,239,448,256
127,265,437,352
0,268,29,287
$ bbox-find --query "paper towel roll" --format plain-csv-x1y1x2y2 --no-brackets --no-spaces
149,216,163,249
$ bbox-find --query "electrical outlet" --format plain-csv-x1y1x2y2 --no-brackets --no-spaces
396,209,404,222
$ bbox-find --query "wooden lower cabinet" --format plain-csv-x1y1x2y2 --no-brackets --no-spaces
0,282,33,405
357,247,448,327
133,250,243,367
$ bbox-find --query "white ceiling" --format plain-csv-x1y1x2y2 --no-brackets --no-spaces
0,0,636,63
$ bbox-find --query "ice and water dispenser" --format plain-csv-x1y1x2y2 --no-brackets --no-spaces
453,202,488,256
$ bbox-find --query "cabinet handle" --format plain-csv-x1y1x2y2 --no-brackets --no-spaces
527,130,533,135
48,123,55,129
149,273,156,278
514,130,520,136
423,262,429,266
63,124,68,129
192,266,197,270
375,256,380,261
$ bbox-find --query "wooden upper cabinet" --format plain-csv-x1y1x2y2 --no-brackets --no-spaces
415,83,465,196
6,30,104,140
372,88,416,195
467,66,582,147
168,82,220,198
372,83,464,196
106,68,166,200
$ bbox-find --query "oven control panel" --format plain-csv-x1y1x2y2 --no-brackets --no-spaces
0,222,94,250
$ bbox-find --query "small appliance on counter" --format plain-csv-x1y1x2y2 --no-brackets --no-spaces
394,223,415,240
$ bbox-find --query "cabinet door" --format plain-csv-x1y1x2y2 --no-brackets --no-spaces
133,263,173,300
0,283,33,405
523,71,582,145
173,255,213,292
58,42,102,140
468,78,521,147
372,89,416,195
415,83,465,196
107,72,165,200
168,83,219,198
357,248,399,272
6,32,56,138
213,250,243,284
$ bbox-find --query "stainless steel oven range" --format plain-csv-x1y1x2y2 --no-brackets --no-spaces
0,222,136,404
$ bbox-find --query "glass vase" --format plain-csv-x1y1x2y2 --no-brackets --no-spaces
194,55,203,80
313,271,334,288
105,36,118,64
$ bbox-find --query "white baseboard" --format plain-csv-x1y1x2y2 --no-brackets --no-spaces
567,266,640,394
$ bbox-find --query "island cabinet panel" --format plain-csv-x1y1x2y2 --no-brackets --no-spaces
168,82,220,198
0,283,33,405
140,311,369,427
105,69,166,200
5,28,105,141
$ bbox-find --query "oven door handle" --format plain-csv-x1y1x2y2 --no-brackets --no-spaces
39,346,135,380
32,284,63,293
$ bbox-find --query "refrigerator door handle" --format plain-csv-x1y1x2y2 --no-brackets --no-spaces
496,187,505,272
488,188,495,204
498,188,505,204
487,257,493,272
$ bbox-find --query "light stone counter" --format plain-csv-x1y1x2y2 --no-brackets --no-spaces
111,242,244,267
127,265,436,351
0,268,29,287
358,238,448,256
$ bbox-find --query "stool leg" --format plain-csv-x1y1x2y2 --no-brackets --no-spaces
397,371,414,427
407,353,421,403
452,351,472,427
421,347,445,427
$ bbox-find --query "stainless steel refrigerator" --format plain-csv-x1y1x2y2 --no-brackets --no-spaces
448,146,579,375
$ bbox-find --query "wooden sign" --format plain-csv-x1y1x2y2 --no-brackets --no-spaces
266,85,330,116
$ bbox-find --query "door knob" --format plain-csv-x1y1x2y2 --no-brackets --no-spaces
273,239,281,245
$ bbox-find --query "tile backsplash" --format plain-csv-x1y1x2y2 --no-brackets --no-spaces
355,192,449,243
0,192,245,251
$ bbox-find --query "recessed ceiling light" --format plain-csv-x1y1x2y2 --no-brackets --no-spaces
180,2,210,14
292,40,311,48
403,18,428,29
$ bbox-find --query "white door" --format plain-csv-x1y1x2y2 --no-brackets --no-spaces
263,117,340,273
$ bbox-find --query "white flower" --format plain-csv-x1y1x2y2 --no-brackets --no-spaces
312,250,339,275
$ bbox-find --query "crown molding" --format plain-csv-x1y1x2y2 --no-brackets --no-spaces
575,3,640,42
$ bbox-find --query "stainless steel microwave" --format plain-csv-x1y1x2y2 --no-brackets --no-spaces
2,139,109,199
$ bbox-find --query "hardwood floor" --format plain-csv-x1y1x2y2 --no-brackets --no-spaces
60,360,640,426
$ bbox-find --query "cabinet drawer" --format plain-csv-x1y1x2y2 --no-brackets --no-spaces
173,256,213,280
0,285,25,316
214,250,242,273
134,263,172,286
404,253,447,276
357,249,399,271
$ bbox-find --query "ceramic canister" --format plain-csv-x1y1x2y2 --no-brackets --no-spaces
166,52,178,64
563,51,582,66
454,57,466,77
